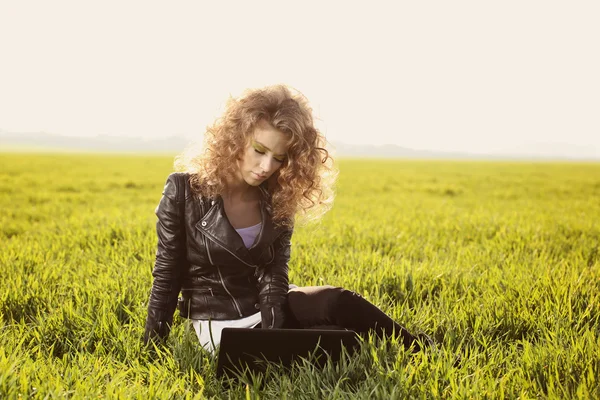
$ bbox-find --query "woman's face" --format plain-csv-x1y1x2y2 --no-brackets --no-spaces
237,121,290,187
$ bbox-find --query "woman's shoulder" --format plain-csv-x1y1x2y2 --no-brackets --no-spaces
162,172,195,203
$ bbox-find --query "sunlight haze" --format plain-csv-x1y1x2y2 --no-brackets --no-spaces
0,1,598,157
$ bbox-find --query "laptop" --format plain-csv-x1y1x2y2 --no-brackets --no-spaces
215,328,360,379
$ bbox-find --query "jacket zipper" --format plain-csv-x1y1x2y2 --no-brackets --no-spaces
217,266,243,317
203,234,257,268
204,238,214,265
205,237,241,315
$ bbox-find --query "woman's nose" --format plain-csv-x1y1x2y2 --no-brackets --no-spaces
260,157,273,172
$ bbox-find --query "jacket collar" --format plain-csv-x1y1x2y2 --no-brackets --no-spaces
195,185,282,265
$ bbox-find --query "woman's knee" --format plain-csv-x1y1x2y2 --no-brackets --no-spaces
308,287,366,321
287,285,346,326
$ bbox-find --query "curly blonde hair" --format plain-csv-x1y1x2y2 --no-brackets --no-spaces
175,84,337,228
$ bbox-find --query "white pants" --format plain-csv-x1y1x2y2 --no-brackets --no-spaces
192,312,261,354
191,284,298,354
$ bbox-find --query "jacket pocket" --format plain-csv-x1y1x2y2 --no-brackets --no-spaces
177,288,215,318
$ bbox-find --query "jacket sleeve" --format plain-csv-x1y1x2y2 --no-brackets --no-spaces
143,174,185,345
258,228,293,329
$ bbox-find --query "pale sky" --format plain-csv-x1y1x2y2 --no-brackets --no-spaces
1,1,598,155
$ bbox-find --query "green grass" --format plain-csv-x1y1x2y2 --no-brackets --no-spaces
1,153,599,399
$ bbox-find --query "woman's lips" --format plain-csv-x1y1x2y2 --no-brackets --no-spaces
253,172,266,179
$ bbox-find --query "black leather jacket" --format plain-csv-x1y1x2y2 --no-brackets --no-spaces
143,172,292,343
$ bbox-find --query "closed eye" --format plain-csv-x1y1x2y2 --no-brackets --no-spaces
255,149,285,163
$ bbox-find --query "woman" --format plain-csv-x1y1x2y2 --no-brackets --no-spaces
143,85,428,354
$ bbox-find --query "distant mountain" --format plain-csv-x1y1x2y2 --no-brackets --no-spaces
329,141,599,161
1,130,598,160
0,131,192,153
329,142,480,159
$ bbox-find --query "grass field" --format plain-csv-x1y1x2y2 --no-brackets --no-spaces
1,153,599,399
